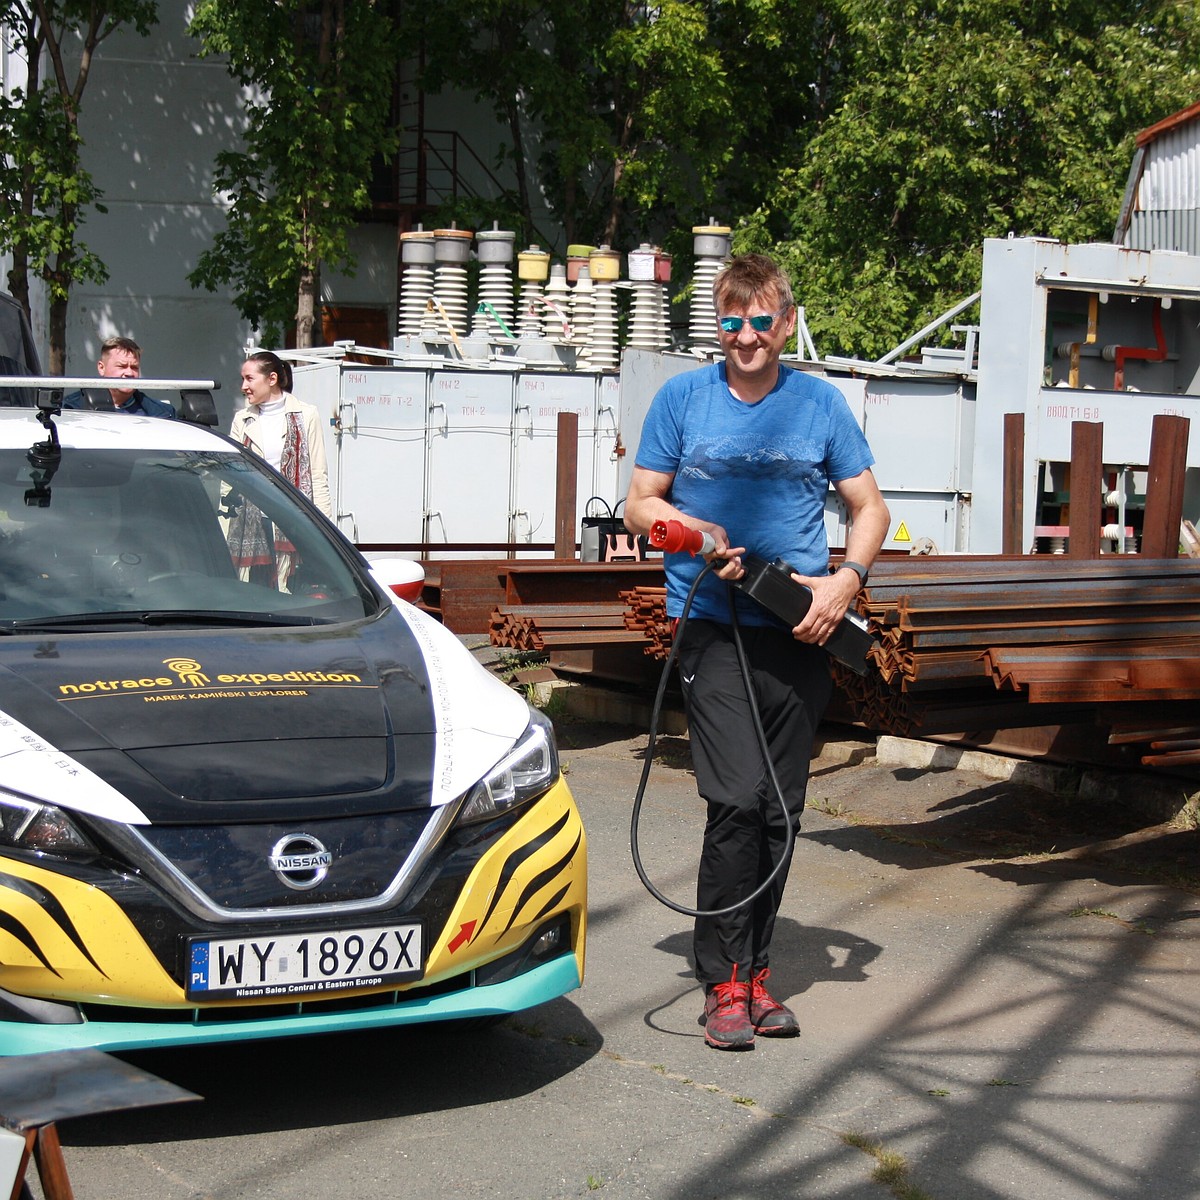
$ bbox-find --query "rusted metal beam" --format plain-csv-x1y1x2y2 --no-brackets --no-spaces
1067,420,1103,559
1002,411,1025,555
555,410,579,559
1140,413,1190,558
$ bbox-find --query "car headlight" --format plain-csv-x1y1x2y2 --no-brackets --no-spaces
0,791,97,857
456,710,560,826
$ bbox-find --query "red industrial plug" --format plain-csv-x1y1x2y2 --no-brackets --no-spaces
648,518,716,557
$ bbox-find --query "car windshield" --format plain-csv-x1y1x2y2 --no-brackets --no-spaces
0,445,377,625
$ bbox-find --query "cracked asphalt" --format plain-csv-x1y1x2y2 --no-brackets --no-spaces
42,717,1200,1200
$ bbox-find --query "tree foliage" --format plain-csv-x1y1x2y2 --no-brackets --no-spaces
407,1,834,257
740,0,1200,358
0,0,157,372
187,0,399,347
411,0,1199,356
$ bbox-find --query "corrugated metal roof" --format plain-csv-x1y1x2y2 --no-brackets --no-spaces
1125,208,1200,255
1138,122,1200,209
1115,102,1200,254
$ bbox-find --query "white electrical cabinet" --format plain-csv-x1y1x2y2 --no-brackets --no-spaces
513,371,599,545
427,369,516,546
291,356,622,556
333,366,428,544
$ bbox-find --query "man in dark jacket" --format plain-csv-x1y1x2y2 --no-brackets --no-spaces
63,336,175,418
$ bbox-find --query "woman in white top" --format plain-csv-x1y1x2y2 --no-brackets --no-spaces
227,350,332,590
230,351,332,516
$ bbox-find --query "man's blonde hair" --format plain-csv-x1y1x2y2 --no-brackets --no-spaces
712,254,795,313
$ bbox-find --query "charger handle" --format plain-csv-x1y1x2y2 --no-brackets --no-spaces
648,518,716,557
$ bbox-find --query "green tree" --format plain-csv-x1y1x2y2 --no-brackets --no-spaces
187,0,399,347
0,0,157,373
742,0,1200,358
705,0,847,221
407,1,737,254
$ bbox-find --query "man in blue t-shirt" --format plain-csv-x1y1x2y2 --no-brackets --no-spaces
625,253,889,1051
63,336,176,418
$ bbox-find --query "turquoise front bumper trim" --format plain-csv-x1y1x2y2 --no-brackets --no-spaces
0,954,582,1056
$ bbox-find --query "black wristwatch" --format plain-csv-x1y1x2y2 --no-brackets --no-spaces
837,560,869,587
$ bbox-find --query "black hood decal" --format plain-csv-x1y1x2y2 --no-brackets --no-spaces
0,613,439,822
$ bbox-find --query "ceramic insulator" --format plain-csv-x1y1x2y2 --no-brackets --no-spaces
689,258,723,352
397,264,435,337
588,282,619,371
433,263,470,340
542,266,571,343
517,282,544,339
628,281,666,349
473,263,516,339
570,272,595,367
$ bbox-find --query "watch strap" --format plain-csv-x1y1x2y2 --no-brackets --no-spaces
838,560,869,587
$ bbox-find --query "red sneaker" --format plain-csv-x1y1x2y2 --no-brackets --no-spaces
698,965,754,1050
750,968,799,1037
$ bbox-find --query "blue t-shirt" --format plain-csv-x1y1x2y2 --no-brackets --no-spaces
635,361,873,624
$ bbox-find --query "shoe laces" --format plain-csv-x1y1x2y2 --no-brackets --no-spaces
751,967,775,1004
709,965,749,1012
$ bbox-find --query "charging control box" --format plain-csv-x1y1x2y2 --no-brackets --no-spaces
732,554,875,675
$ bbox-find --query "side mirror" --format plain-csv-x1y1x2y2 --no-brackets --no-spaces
367,557,425,605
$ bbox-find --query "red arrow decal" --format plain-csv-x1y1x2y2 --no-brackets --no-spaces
448,921,476,953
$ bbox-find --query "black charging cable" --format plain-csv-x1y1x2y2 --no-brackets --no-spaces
629,559,797,918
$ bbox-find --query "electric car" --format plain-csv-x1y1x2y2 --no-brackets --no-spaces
0,400,586,1054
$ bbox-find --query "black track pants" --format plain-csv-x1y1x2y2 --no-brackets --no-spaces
677,619,832,985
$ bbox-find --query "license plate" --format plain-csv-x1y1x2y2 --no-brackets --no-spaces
186,923,423,1001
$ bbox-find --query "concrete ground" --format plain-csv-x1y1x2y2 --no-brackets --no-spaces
551,711,1200,1199
33,692,1200,1200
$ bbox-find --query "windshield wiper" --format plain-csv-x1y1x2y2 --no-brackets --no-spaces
141,610,326,627
2,610,324,632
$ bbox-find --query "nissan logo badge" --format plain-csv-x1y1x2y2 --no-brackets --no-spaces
268,833,333,891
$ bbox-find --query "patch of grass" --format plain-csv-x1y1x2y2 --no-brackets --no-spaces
1068,905,1157,935
1069,906,1120,920
585,1174,604,1190
538,686,572,722
987,1078,1020,1087
926,1088,949,1097
492,649,548,680
651,737,692,769
810,797,850,819
1117,859,1200,893
841,1132,933,1200
1172,793,1200,831
874,826,950,853
732,1095,755,1107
